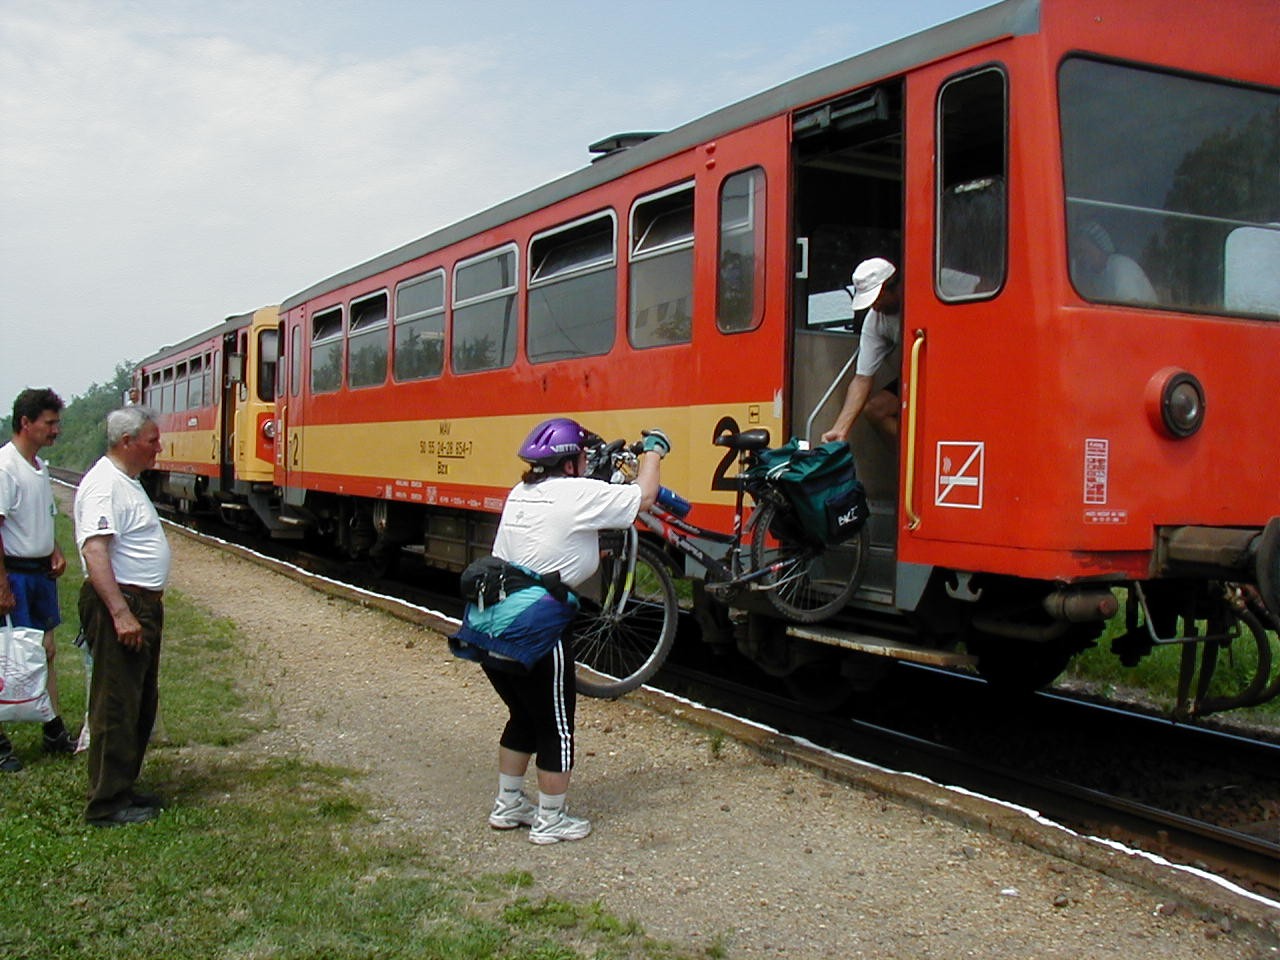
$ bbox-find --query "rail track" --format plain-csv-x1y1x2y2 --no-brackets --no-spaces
651,657,1280,901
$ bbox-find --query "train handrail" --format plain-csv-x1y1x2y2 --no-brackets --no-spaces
804,347,859,444
904,329,926,531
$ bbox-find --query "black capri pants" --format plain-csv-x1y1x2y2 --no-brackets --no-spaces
481,635,575,773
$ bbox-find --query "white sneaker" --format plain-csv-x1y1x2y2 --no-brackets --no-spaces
528,808,592,844
489,793,538,830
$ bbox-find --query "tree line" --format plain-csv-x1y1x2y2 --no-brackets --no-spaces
35,361,135,473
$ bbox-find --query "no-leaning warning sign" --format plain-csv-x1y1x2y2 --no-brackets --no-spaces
935,441,984,509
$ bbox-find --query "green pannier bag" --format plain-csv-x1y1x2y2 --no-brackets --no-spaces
748,439,868,545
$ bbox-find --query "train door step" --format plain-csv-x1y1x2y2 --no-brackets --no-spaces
786,624,977,668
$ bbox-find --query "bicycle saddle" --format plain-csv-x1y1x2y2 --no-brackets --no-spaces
713,428,771,451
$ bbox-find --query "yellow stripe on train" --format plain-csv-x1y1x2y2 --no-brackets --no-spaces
285,400,783,504
157,427,219,471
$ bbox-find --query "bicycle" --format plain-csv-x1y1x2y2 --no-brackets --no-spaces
572,428,869,698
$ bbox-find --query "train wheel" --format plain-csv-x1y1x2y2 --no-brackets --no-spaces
967,631,1085,693
750,501,866,623
573,541,678,699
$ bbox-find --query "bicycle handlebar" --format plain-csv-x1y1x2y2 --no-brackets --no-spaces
586,437,693,518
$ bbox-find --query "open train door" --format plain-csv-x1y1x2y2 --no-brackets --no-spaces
789,78,905,609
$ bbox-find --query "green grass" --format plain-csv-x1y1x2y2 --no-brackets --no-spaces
0,518,723,960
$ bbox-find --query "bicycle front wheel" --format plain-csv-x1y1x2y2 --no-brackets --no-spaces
749,501,866,623
572,540,678,698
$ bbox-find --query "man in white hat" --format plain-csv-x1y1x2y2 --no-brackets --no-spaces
822,257,902,443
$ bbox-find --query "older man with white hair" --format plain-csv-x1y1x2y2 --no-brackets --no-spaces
73,406,170,827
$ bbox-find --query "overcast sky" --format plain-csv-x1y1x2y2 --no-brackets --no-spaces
0,0,986,412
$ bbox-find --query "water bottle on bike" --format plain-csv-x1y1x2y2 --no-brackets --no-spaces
655,485,691,518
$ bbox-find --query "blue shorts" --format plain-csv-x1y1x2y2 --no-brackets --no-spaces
6,572,61,631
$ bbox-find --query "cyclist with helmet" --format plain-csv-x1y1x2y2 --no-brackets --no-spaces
475,417,668,844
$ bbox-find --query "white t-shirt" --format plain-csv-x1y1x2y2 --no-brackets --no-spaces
854,309,901,378
0,441,56,558
492,476,643,588
74,456,171,590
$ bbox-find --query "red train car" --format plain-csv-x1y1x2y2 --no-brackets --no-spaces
256,0,1278,712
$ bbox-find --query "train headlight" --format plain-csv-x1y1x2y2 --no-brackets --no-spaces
262,419,277,441
1146,368,1205,439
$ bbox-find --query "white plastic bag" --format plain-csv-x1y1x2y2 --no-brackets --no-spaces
0,616,54,723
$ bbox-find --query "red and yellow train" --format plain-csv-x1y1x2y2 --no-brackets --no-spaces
136,0,1280,715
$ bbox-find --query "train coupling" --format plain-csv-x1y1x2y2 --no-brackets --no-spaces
1154,519,1280,629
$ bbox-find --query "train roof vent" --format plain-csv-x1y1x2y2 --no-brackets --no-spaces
589,131,664,162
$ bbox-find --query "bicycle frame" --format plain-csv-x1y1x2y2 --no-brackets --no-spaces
618,442,818,595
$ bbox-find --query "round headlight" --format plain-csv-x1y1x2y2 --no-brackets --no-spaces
262,419,277,440
1164,376,1204,436
1145,368,1205,439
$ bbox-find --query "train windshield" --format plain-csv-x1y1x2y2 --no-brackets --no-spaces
1059,58,1279,320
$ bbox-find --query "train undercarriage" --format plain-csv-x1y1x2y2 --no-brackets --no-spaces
289,490,1280,718
150,474,1280,719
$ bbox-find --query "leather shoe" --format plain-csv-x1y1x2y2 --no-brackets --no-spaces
87,804,160,827
130,790,166,809
43,730,76,755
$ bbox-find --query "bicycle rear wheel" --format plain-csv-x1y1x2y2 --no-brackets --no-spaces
749,501,866,623
572,539,678,698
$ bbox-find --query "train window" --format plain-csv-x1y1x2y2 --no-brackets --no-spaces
630,183,694,348
188,356,204,409
205,351,213,407
257,330,278,402
1061,58,1279,319
290,326,302,397
528,213,616,362
310,307,344,394
347,292,389,389
160,367,174,414
175,362,189,413
453,246,518,373
394,271,445,381
717,168,766,332
936,67,1007,301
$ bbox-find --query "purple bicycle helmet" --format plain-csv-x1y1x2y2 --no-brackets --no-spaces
518,417,590,468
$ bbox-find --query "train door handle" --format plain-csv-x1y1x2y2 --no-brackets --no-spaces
795,237,809,279
904,329,925,531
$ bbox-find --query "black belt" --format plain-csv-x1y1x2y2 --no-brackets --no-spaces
5,555,52,574
119,584,164,600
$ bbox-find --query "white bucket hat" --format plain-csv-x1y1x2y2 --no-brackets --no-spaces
846,257,897,310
